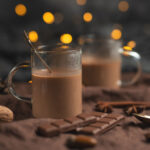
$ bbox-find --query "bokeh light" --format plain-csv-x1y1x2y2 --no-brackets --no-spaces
127,41,136,48
28,80,32,84
118,1,129,12
28,31,38,43
123,46,132,51
111,29,122,40
60,34,72,44
15,4,27,16
83,12,93,22
122,51,130,56
43,12,55,24
76,0,87,6
54,13,64,24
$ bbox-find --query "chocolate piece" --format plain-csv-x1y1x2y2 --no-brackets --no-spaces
37,112,124,137
51,120,71,132
77,113,96,125
77,113,124,135
36,124,60,137
90,122,108,129
77,113,96,121
77,126,101,135
91,111,107,118
105,114,124,120
98,118,116,124
66,135,97,148
64,117,83,126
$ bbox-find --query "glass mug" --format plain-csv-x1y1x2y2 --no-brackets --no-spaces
78,35,141,88
8,44,82,119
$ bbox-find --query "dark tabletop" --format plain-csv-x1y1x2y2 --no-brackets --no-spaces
0,73,150,150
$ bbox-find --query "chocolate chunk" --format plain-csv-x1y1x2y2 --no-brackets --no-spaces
91,111,107,118
51,120,71,132
77,113,96,121
36,124,60,137
90,122,108,129
77,126,101,135
64,117,83,126
105,114,124,120
77,113,96,126
98,118,116,124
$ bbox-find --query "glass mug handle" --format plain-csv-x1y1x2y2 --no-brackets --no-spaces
119,48,142,86
7,61,31,103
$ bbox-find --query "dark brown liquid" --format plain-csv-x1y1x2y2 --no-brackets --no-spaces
32,69,82,118
82,58,121,88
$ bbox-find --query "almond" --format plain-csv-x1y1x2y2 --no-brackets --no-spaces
0,105,14,122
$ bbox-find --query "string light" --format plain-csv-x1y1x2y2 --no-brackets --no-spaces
54,13,64,24
127,41,136,48
28,31,38,43
15,4,27,16
76,0,87,6
83,12,93,22
111,29,122,40
43,12,55,24
118,1,129,12
60,34,72,44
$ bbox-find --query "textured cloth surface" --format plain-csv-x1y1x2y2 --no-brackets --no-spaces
0,74,150,150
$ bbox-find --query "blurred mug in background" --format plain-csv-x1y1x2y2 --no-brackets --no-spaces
78,34,141,89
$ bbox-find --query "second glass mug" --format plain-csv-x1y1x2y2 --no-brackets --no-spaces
7,44,82,119
79,35,141,88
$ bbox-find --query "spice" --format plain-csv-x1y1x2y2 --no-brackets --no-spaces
95,104,113,113
124,105,144,116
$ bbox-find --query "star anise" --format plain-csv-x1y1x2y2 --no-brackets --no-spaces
95,104,113,113
124,105,144,116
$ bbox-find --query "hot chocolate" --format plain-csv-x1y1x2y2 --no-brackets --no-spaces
32,69,82,118
82,57,121,88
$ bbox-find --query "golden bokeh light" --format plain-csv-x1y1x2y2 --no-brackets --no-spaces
122,51,130,56
111,29,122,40
60,34,73,44
28,80,32,84
28,31,38,43
118,1,129,12
123,46,132,51
54,13,64,24
76,0,87,6
43,12,55,24
127,41,136,48
83,12,93,22
15,4,27,16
